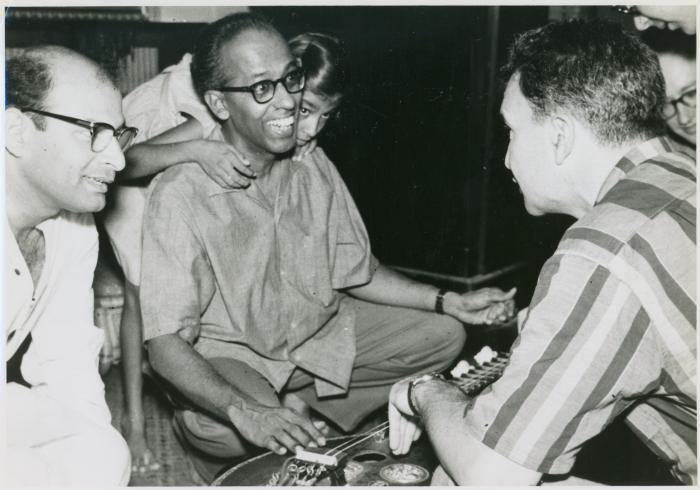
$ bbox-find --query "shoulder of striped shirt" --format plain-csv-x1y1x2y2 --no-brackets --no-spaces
558,156,695,261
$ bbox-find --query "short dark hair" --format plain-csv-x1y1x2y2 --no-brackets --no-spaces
6,45,116,131
502,19,666,145
190,12,279,98
289,32,348,98
6,48,53,130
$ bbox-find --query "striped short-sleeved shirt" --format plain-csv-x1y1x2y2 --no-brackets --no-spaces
465,137,696,483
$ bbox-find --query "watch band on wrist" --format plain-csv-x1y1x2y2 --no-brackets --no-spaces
434,288,448,314
407,372,445,416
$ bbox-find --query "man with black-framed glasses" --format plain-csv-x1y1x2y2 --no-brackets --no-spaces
137,12,514,482
5,45,131,485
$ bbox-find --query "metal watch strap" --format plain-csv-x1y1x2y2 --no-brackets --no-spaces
434,289,448,314
407,372,445,416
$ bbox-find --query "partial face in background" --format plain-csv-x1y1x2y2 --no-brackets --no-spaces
217,28,301,158
295,87,342,147
500,75,563,216
634,6,696,34
658,51,696,145
21,59,126,214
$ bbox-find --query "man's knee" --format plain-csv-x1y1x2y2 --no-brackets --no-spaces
75,425,131,485
427,315,466,359
97,426,131,485
177,409,246,458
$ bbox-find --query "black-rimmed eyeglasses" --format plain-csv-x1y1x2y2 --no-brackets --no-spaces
21,108,139,152
217,68,305,104
663,89,696,120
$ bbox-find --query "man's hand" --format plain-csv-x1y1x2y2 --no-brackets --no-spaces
227,402,327,455
443,287,516,325
194,139,256,189
388,378,423,456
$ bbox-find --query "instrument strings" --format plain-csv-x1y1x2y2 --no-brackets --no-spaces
313,357,509,459
321,421,390,458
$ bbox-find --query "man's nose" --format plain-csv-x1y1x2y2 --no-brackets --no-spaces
677,105,694,126
102,137,126,171
272,82,297,110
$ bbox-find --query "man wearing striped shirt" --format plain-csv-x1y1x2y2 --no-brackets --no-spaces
389,19,696,485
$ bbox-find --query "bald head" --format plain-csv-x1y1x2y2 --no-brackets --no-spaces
6,45,117,129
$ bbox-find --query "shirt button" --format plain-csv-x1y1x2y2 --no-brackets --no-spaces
14,269,20,275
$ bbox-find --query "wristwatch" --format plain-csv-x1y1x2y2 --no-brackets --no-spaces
407,372,445,416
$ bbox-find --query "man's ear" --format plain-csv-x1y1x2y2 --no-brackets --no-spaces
549,114,574,166
5,108,31,158
204,91,231,121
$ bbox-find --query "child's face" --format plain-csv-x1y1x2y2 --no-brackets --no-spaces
296,87,342,147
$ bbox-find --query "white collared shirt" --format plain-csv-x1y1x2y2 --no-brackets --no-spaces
5,211,110,425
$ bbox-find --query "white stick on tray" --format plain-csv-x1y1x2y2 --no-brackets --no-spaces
294,448,338,467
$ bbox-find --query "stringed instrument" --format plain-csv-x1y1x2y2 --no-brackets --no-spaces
212,351,510,486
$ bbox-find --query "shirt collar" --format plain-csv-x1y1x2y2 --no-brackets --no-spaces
204,125,296,201
595,136,675,204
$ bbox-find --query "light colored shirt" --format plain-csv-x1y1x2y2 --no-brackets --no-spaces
122,53,217,141
465,137,696,483
140,127,378,397
5,211,110,425
104,53,218,285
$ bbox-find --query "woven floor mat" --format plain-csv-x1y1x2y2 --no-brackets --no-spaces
104,366,390,487
104,368,202,486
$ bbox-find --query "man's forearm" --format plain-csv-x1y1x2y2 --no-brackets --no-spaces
346,264,439,310
146,333,253,422
415,381,542,485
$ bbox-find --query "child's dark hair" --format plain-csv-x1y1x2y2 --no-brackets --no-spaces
289,32,348,98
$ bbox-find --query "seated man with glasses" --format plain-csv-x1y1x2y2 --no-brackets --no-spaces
138,12,514,482
5,45,136,485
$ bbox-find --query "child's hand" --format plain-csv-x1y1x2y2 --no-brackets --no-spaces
196,140,256,189
292,139,318,162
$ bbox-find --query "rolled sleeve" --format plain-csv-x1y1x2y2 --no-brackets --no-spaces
320,151,378,289
465,253,660,474
140,177,216,342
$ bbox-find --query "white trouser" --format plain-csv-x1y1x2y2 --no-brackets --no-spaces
4,383,130,486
